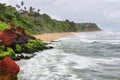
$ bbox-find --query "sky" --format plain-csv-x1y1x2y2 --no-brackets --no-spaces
0,0,120,31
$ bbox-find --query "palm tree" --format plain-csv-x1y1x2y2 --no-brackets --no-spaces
29,7,35,13
29,6,33,13
21,1,24,6
37,9,40,13
16,4,20,9
24,7,27,11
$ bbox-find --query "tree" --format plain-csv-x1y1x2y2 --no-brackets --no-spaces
29,6,35,16
33,12,40,18
6,5,16,12
16,4,20,10
65,19,70,23
37,9,40,13
21,1,24,6
0,3,6,13
24,7,27,11
29,7,33,13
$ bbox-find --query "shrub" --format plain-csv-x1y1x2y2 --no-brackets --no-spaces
22,39,46,53
0,51,10,58
15,44,22,53
7,47,15,57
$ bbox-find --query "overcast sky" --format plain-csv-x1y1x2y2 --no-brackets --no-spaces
0,0,120,31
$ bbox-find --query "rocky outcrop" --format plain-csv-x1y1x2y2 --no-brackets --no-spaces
0,25,53,80
0,26,53,79
0,56,20,80
0,27,52,60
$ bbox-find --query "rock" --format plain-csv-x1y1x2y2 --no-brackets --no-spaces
11,56,21,61
0,56,20,80
48,46,54,49
24,56,31,59
43,46,54,49
20,54,24,59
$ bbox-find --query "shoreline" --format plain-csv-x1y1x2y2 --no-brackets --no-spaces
33,31,101,42
33,32,75,42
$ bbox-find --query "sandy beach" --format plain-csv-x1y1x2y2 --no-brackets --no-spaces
33,32,74,41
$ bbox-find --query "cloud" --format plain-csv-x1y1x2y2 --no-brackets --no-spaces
103,10,120,23
105,0,120,2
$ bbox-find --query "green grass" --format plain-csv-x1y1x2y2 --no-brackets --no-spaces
0,21,11,30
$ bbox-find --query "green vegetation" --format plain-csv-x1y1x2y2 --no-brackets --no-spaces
0,21,11,30
0,51,10,58
0,2,101,34
22,39,46,53
15,44,22,53
0,38,50,60
0,27,52,60
7,47,15,56
0,47,15,58
0,2,102,62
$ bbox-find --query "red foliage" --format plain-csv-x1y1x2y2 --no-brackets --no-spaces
0,31,2,35
16,27,26,36
0,31,2,43
0,56,20,77
3,28,15,35
0,27,29,46
7,21,15,27
0,29,17,46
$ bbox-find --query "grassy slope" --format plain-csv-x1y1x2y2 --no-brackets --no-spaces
0,3,101,34
0,21,11,30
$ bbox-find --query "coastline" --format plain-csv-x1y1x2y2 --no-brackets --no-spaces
33,32,75,42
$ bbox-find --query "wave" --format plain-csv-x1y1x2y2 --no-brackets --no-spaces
17,31,120,80
18,48,120,80
71,31,120,44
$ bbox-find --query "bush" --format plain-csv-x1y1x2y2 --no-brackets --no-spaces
0,51,10,58
0,47,15,58
15,44,22,53
0,21,11,30
23,41,36,53
23,39,46,53
7,47,15,57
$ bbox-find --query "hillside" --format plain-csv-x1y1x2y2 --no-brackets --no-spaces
0,3,101,34
76,23,101,31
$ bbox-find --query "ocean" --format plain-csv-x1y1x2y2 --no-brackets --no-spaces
17,31,120,80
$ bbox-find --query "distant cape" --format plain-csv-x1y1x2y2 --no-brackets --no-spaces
76,23,102,31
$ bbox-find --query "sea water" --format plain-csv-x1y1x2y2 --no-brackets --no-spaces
17,31,120,80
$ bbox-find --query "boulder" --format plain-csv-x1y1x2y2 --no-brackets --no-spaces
0,56,20,80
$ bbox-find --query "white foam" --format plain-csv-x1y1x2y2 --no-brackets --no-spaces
18,48,120,80
71,31,120,44
18,49,83,80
